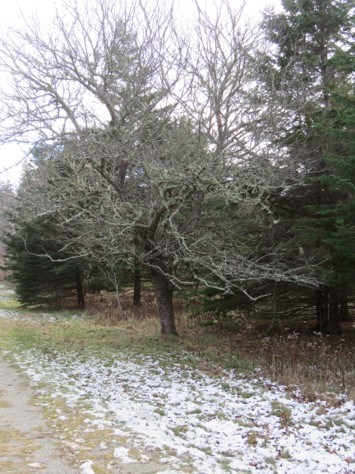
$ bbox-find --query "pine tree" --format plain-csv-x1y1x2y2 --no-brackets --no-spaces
3,216,88,308
308,91,355,330
0,181,15,280
263,0,354,333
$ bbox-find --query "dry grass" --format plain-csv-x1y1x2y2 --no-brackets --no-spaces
0,427,40,473
84,290,355,400
86,289,158,324
250,330,355,400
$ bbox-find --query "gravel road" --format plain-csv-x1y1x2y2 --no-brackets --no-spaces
0,356,77,473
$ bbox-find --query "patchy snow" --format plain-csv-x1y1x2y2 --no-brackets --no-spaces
113,446,136,463
80,460,95,474
0,308,84,322
9,348,355,473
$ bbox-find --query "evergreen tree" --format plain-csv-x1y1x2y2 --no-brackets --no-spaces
307,91,355,330
3,216,88,308
0,181,15,280
263,0,354,333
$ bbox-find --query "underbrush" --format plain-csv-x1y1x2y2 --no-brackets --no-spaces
86,289,158,323
251,331,355,400
179,302,355,399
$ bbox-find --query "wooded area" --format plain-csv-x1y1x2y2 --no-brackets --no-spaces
0,0,354,336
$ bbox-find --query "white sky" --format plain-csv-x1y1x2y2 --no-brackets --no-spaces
0,0,282,186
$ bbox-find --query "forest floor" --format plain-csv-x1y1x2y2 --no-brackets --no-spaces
0,284,354,473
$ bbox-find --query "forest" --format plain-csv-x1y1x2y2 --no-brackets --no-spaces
0,2,354,471
0,0,354,338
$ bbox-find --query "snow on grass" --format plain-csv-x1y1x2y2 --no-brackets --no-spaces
0,308,83,323
113,446,137,463
80,459,95,473
9,348,355,474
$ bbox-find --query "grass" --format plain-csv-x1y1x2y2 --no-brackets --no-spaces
0,286,354,400
0,299,21,310
0,299,252,371
0,426,41,473
1,285,354,473
245,431,259,447
271,402,293,427
0,286,355,474
28,389,143,474
253,331,355,400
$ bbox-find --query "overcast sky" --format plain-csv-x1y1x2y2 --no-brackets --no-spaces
0,0,282,185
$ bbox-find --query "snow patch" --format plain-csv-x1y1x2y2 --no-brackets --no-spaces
113,446,135,463
80,460,95,474
12,349,355,474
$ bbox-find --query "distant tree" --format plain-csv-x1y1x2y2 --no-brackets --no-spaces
3,215,88,308
0,181,15,279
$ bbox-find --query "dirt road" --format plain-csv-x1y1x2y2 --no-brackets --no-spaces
0,356,77,473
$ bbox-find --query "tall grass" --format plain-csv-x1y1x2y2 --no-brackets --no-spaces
252,332,355,400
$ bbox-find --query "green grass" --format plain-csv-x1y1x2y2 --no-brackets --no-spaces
0,306,253,375
0,297,21,310
246,431,258,447
0,287,21,311
271,402,293,427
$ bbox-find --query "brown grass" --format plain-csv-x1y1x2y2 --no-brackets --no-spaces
249,330,355,400
6,283,352,401
86,289,158,323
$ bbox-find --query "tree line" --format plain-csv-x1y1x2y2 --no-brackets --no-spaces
0,0,354,335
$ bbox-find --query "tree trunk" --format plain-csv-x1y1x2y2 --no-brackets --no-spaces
133,264,142,307
340,288,350,321
150,267,177,335
315,288,328,332
267,282,279,334
327,287,342,335
76,269,85,310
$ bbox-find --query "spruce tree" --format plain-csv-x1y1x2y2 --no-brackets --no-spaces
308,91,355,330
263,0,354,333
3,216,88,308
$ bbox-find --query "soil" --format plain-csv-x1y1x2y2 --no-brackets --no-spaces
0,356,77,473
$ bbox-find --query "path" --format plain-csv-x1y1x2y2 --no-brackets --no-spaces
0,356,77,473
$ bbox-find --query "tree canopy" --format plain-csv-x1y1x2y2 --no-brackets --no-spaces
0,0,353,334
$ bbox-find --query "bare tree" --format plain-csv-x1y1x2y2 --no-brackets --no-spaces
0,0,319,335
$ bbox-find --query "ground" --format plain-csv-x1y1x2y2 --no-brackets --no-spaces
0,285,354,473
0,357,76,473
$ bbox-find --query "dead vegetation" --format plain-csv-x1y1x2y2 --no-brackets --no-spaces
86,288,158,323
